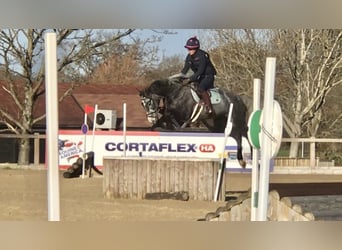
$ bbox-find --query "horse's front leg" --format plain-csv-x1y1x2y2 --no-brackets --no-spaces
150,115,168,130
169,116,181,129
232,134,246,168
151,113,180,131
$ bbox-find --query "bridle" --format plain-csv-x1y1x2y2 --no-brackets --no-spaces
140,94,161,124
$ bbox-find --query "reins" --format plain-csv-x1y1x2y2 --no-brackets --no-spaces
168,77,198,93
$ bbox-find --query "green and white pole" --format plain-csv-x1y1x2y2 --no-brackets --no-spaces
250,79,261,221
257,57,276,221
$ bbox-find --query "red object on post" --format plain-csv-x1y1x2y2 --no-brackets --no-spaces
84,104,95,114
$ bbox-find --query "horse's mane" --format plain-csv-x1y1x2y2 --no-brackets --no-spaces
168,77,183,85
145,77,184,96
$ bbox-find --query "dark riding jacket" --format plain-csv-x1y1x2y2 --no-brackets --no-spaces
181,49,217,83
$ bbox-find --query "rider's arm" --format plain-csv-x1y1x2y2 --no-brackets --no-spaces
180,55,191,75
168,73,185,79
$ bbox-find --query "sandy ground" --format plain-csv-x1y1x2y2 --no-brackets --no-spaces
2,168,342,221
0,169,226,221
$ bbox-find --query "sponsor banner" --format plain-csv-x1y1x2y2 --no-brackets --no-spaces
58,130,252,170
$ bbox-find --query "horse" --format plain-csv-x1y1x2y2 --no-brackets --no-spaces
139,77,250,167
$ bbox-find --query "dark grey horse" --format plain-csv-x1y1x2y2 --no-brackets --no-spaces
139,77,249,167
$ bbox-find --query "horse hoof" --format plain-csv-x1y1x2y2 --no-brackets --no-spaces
239,160,246,168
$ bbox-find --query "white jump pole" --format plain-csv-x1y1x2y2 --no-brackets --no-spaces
81,112,87,179
91,104,98,151
45,32,60,221
251,79,261,221
214,103,233,201
123,103,127,157
257,57,276,221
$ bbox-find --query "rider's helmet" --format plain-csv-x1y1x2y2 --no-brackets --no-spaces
184,36,200,49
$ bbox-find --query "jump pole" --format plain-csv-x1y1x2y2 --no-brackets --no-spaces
214,103,233,201
81,112,88,179
45,32,60,221
91,104,98,151
123,102,127,157
250,79,261,221
257,57,276,221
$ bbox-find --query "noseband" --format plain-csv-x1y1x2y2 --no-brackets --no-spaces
140,95,160,123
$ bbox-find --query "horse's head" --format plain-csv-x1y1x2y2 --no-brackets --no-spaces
139,90,160,124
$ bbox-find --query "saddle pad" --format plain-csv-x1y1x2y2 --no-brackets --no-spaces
209,88,221,104
190,88,221,104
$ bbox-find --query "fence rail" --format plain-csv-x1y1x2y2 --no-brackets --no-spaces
281,137,341,167
0,133,45,165
281,138,342,143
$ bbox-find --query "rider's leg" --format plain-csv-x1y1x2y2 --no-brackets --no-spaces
198,75,215,114
200,90,214,114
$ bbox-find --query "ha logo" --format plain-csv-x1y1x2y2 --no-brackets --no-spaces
199,144,215,152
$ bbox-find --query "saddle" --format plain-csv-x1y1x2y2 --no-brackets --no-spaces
190,87,222,105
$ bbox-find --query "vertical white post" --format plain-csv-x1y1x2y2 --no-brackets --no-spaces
123,103,127,157
214,103,233,201
310,137,315,168
82,112,87,179
257,57,276,221
45,32,60,221
251,79,261,221
91,104,98,151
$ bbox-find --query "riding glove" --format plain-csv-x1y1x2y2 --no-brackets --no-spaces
183,78,191,84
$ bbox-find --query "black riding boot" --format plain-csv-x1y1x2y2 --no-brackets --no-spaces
200,91,214,114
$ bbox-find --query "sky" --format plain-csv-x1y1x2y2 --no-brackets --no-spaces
155,29,200,57
134,29,202,59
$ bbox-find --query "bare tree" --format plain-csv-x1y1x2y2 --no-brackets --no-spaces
144,54,184,82
273,29,342,157
208,29,342,158
88,38,161,85
88,44,145,85
0,29,135,164
207,29,271,95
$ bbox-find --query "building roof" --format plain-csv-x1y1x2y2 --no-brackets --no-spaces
0,81,152,131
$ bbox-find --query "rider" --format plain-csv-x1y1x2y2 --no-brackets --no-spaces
179,36,217,114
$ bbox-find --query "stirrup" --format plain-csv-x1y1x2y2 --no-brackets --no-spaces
204,105,213,114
